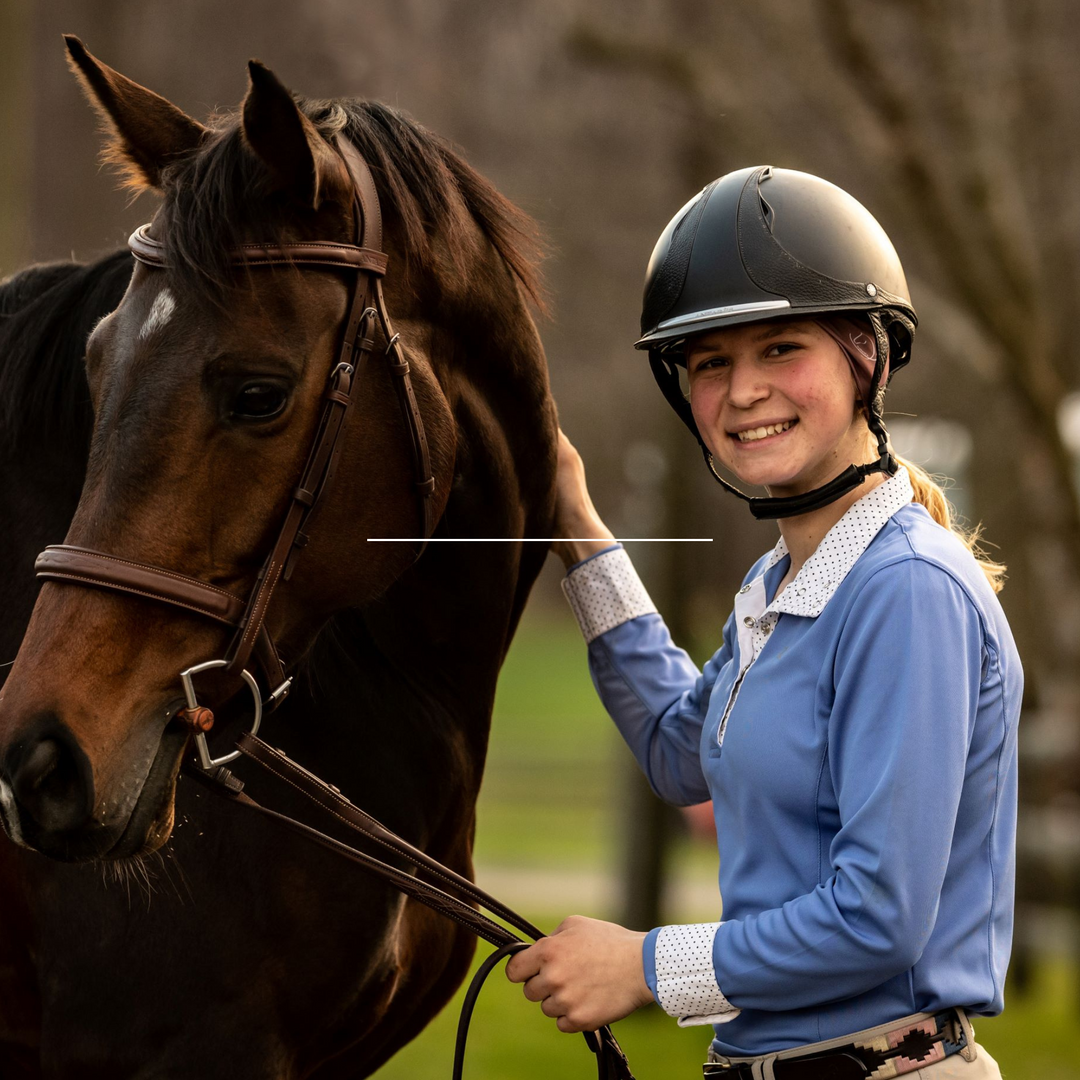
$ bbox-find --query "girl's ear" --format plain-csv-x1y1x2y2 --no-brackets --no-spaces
64,35,207,192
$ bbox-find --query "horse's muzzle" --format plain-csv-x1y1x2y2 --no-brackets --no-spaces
0,712,185,861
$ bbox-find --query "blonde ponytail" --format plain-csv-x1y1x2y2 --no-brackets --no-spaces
895,454,1006,593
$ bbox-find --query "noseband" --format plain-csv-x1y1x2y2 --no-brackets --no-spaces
34,137,437,745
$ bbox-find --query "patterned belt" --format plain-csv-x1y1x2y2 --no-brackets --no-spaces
703,1008,969,1079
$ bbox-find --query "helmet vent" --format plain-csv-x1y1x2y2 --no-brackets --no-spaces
759,194,774,228
738,169,869,308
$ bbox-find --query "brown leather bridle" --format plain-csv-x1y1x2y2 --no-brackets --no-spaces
28,136,637,1080
34,136,436,758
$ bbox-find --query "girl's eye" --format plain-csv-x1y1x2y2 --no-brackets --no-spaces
230,382,290,421
693,356,729,373
765,342,799,358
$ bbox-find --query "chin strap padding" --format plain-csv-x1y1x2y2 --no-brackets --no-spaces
705,448,896,520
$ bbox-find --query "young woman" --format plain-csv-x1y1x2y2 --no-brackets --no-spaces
506,167,1019,1079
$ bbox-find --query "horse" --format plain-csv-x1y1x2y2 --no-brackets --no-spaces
0,37,556,1078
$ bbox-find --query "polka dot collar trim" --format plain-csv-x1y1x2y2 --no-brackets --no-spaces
762,467,914,619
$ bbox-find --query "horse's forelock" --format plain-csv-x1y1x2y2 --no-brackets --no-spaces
157,122,287,307
155,98,547,314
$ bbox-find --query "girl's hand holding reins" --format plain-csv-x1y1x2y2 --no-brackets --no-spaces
505,915,653,1033
549,430,616,568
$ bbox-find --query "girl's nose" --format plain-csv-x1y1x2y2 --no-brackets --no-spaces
725,358,769,409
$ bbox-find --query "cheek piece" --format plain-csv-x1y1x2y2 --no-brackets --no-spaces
648,310,906,520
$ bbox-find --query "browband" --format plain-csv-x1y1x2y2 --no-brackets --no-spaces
128,223,389,276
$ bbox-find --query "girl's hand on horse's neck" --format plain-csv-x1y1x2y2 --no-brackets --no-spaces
550,430,616,568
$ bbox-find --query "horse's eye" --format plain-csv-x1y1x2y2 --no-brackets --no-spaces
231,381,289,421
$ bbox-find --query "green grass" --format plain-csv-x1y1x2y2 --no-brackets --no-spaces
476,615,617,868
372,612,1080,1078
975,960,1080,1079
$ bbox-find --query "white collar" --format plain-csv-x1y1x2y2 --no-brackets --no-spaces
760,466,914,618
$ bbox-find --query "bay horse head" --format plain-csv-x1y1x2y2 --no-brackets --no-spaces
0,38,549,862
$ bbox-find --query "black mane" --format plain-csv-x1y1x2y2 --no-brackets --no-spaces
159,98,545,310
0,251,133,455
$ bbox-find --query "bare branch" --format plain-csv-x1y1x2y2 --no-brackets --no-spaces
815,0,1030,332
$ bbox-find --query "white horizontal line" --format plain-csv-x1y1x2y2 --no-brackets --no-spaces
365,537,713,542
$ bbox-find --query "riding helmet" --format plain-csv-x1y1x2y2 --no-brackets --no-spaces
636,166,918,519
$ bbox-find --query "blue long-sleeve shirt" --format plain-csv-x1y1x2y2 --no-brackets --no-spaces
562,470,1021,1055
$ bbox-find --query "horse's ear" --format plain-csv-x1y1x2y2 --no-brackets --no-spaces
64,36,206,191
241,61,350,210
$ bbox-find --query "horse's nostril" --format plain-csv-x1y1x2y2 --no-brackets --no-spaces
11,732,94,834
20,740,61,792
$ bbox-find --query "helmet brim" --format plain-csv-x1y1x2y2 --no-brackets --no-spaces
634,299,793,350
634,299,913,358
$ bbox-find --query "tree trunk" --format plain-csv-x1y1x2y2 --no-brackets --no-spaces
0,0,32,277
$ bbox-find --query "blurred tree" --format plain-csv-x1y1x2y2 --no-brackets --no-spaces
0,0,32,276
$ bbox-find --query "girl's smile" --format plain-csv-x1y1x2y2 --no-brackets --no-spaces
728,417,798,445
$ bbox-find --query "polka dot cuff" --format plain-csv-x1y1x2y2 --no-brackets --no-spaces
654,922,740,1026
561,547,658,643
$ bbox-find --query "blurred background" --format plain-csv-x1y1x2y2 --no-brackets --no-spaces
2,1,1078,1075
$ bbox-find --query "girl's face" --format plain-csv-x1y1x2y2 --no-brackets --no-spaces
686,319,869,497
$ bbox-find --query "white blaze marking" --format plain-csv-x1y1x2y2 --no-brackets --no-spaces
139,288,176,341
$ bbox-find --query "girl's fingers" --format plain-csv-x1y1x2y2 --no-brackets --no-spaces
504,945,541,984
540,994,564,1019
557,1015,590,1034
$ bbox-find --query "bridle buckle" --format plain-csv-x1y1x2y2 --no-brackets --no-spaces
266,677,293,709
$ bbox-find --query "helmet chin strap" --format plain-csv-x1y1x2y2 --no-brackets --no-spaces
701,445,897,520
649,312,900,521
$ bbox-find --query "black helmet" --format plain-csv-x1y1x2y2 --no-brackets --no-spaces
637,166,917,520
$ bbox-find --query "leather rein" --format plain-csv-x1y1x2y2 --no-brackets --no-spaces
30,136,636,1080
